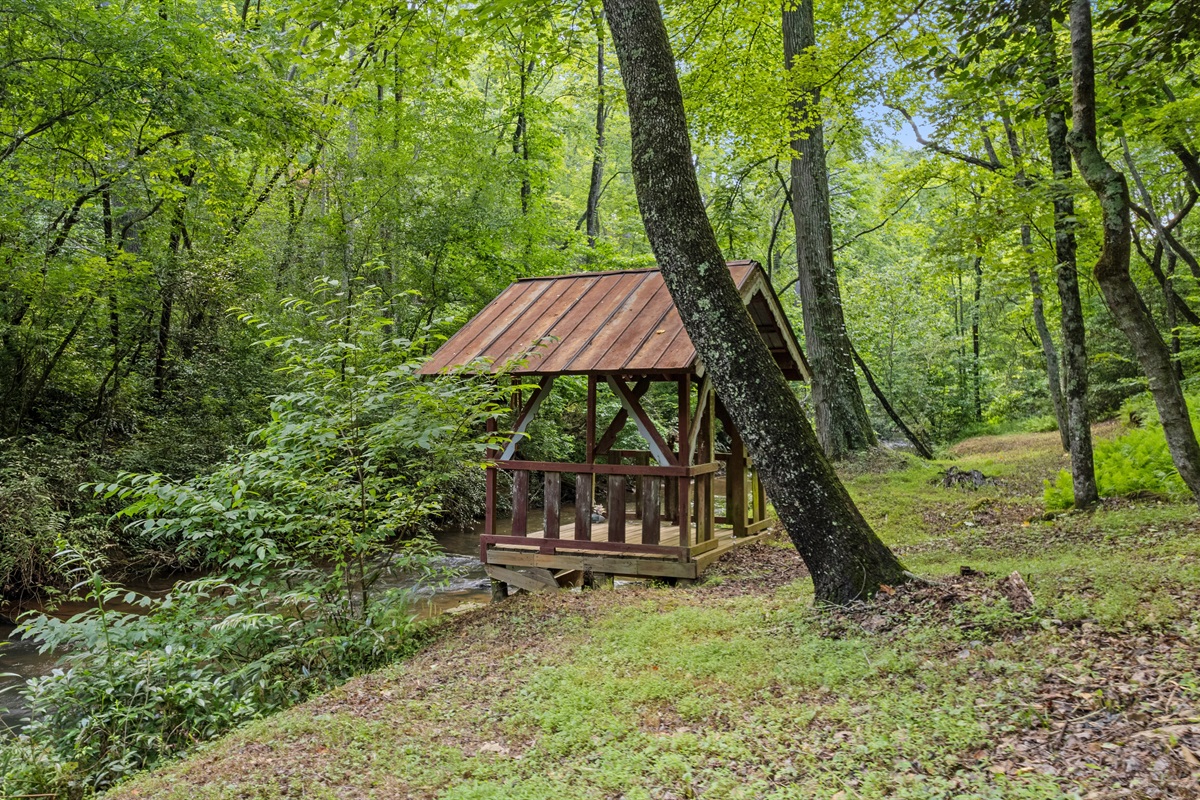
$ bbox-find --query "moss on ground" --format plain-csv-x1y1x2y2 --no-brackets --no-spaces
109,429,1199,799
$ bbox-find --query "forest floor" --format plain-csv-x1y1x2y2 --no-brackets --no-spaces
109,428,1200,800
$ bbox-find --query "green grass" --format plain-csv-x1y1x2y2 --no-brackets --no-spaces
106,428,1200,799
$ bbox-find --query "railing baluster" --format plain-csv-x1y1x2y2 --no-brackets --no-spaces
574,473,592,541
512,470,529,536
640,476,660,545
606,474,626,543
544,472,561,539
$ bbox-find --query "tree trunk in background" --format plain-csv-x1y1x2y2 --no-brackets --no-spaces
1028,255,1069,451
154,172,192,401
1001,108,1070,451
971,255,982,421
1067,0,1200,503
782,1,876,459
603,0,907,603
584,7,606,248
1038,12,1098,508
513,57,531,215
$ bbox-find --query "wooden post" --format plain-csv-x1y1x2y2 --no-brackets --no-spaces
640,476,660,545
485,417,497,537
607,474,626,543
695,391,716,543
728,424,747,537
586,375,597,462
544,472,561,539
753,464,766,523
574,473,593,540
512,470,530,536
676,375,691,548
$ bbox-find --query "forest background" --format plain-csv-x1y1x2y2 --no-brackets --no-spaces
3,0,1198,591
3,0,1200,792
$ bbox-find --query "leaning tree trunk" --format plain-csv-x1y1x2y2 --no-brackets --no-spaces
1067,0,1200,503
782,1,876,459
1038,12,1098,508
603,0,906,603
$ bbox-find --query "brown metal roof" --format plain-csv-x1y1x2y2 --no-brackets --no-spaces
417,260,810,380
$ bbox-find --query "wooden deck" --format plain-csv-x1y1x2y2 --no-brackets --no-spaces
481,511,774,580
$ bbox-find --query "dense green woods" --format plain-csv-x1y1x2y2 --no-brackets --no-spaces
2,0,1199,793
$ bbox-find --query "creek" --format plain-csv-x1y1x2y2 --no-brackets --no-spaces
0,507,566,734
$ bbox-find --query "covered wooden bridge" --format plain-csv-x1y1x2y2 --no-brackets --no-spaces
417,260,809,589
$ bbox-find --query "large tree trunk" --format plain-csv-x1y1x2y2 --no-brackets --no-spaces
1038,13,1098,508
1066,0,1200,502
603,0,906,603
782,1,876,459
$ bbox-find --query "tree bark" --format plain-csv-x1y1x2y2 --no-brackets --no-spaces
1038,13,1098,508
1066,0,1200,502
782,1,876,459
603,0,906,603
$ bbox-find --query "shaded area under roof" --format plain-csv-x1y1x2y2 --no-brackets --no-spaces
417,260,809,380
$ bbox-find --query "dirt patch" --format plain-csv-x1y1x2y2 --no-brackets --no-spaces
697,531,809,597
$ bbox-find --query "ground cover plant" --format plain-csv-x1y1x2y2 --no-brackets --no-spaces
100,428,1200,799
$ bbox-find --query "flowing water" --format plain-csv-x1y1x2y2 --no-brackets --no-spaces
0,506,569,733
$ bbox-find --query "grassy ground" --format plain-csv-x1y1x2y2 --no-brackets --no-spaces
110,430,1200,799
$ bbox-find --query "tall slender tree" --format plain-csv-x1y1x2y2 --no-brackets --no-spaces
602,0,907,603
783,0,877,459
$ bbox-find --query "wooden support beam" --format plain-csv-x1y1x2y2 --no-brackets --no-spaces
512,470,530,536
607,376,678,466
640,476,661,545
574,473,593,541
500,376,556,460
544,472,561,539
607,474,627,543
594,378,650,455
485,565,557,593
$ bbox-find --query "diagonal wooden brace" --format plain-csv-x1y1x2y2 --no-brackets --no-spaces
500,375,556,460
594,377,650,456
607,376,679,467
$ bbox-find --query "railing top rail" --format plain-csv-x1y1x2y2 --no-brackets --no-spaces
490,459,719,478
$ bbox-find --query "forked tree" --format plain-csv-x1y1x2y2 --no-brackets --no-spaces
601,0,907,603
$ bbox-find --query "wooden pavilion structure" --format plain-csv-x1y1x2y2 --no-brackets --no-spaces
417,260,809,588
